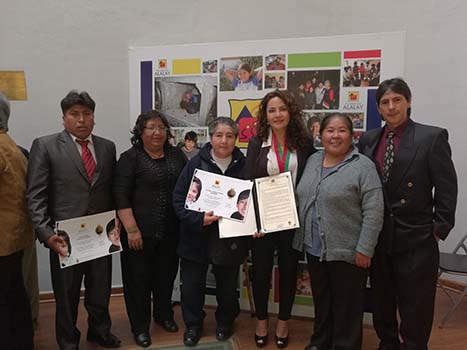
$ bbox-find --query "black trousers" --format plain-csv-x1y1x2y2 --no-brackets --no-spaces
120,235,179,335
180,258,240,329
306,255,367,350
0,250,34,350
50,251,112,350
251,230,299,320
371,238,439,350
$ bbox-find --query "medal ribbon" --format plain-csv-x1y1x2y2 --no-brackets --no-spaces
272,133,290,173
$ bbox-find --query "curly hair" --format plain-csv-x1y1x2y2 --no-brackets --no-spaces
130,110,174,147
255,90,309,151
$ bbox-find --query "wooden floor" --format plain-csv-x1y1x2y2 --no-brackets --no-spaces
34,288,467,350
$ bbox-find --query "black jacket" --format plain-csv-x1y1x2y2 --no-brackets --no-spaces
173,143,248,265
113,145,187,239
244,135,315,183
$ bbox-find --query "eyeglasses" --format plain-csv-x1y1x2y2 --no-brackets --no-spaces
144,126,168,133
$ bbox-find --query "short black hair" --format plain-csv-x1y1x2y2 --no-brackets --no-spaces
185,131,198,142
106,219,115,237
237,189,250,203
61,90,95,114
376,78,412,117
307,116,321,129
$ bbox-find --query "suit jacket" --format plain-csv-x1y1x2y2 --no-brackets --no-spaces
358,119,457,253
27,130,116,243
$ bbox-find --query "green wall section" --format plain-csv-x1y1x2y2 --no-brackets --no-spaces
288,52,341,68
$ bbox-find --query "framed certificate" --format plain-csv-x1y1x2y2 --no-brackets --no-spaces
255,172,299,234
55,211,121,268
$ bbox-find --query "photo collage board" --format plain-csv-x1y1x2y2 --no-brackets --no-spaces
129,32,405,316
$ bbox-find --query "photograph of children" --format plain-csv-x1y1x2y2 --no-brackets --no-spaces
230,189,251,221
302,111,333,148
265,73,285,89
342,59,381,87
220,56,263,92
265,54,286,71
154,75,217,127
287,70,340,110
295,262,313,306
348,112,365,130
296,263,312,297
171,127,209,157
352,130,364,145
203,59,218,73
180,130,200,160
106,219,121,254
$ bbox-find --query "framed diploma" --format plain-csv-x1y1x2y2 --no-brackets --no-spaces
185,169,253,222
255,172,299,234
55,211,121,268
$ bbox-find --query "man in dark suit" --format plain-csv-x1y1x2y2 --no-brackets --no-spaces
358,78,457,350
27,91,121,350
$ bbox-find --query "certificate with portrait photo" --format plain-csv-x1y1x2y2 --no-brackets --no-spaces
185,168,253,222
255,172,299,233
56,210,121,269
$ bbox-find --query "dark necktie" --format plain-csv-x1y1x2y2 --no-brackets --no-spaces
76,140,96,182
383,131,395,182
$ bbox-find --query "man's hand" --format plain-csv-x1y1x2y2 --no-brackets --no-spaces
355,252,372,269
203,211,220,226
252,231,266,238
47,235,68,257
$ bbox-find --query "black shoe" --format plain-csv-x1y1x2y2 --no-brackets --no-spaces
378,341,402,350
275,334,289,349
155,318,179,332
254,333,268,348
304,344,319,350
86,331,121,348
134,333,151,348
184,327,202,347
216,326,233,341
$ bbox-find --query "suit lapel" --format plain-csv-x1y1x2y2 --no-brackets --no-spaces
361,128,383,161
386,120,417,192
60,130,89,182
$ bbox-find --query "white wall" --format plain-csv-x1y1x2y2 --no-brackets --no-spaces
1,0,466,292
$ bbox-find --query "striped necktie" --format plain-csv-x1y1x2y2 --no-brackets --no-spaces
76,140,96,182
383,131,395,183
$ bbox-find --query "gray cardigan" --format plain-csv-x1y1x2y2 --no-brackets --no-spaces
292,146,384,264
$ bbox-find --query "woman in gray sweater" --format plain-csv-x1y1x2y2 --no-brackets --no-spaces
293,113,384,350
